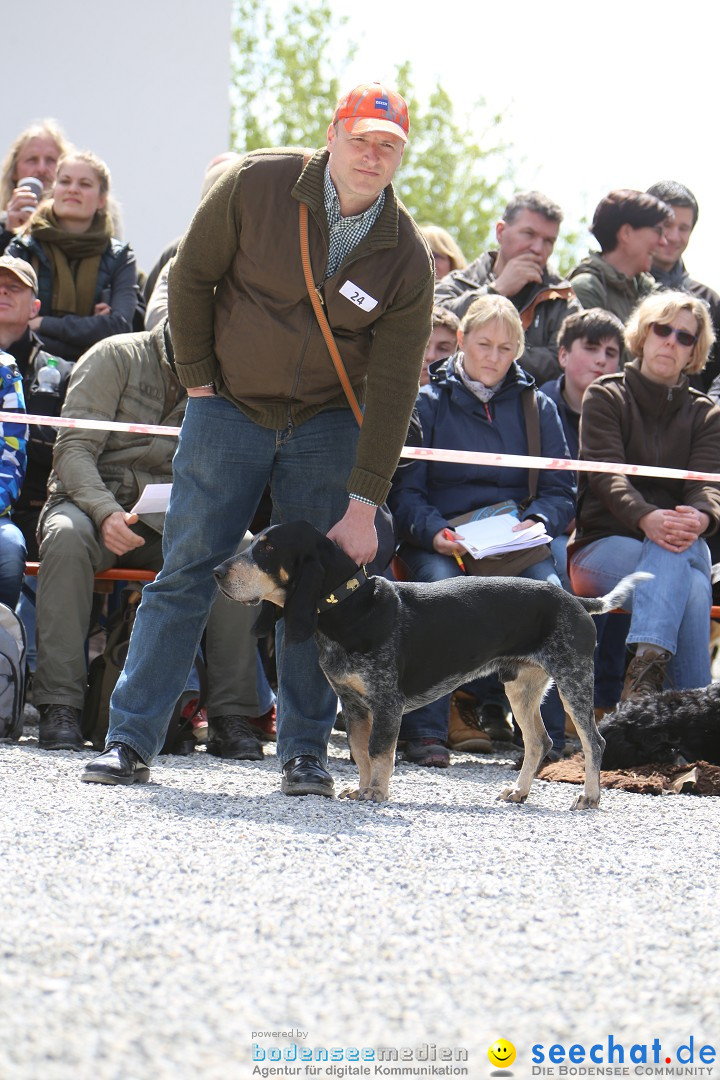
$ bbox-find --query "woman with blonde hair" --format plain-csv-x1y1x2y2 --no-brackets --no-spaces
0,120,71,250
569,290,720,700
7,150,138,360
420,224,467,279
389,293,574,765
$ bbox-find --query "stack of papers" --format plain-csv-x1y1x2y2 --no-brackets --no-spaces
453,515,550,559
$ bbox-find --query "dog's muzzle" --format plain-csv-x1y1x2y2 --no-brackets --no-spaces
213,554,264,605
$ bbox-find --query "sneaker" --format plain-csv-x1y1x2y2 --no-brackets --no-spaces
621,647,671,702
248,704,277,742
38,704,86,751
206,715,264,760
404,738,450,768
448,691,492,752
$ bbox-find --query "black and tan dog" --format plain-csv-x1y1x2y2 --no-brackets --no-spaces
214,521,649,809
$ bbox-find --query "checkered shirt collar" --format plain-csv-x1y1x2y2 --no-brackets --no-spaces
322,164,385,281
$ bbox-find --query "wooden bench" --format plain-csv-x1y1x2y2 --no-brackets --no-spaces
24,562,157,594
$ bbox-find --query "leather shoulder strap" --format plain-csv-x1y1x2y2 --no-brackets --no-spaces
298,199,363,428
521,388,541,499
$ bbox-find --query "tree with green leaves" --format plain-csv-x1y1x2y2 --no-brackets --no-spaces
230,0,513,261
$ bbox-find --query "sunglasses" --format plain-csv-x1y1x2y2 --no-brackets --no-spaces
650,322,697,348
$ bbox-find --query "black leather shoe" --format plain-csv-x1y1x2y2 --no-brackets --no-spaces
81,742,150,785
206,715,264,760
38,704,86,751
281,755,334,797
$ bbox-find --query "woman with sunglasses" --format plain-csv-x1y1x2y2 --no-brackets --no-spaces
569,290,720,702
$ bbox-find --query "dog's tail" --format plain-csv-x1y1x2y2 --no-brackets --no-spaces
576,572,653,615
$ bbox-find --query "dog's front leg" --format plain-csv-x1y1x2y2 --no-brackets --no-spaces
339,705,372,800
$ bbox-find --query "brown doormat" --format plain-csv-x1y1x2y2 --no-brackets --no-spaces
538,753,720,796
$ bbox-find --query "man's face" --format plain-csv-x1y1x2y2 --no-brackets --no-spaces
654,205,695,271
495,209,559,270
0,270,40,333
14,135,61,189
326,123,404,212
420,324,458,385
559,335,621,399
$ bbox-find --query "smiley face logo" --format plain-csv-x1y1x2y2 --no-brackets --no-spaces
488,1039,516,1069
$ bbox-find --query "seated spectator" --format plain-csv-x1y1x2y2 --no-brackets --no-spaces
568,190,672,363
0,346,27,609
0,120,72,254
435,191,578,384
32,321,274,754
7,151,138,361
0,255,73,679
646,180,720,390
540,308,627,714
389,294,575,766
419,224,467,280
420,306,459,386
541,307,624,577
569,291,720,701
0,257,72,555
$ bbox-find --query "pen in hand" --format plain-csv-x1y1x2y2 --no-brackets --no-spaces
443,529,466,574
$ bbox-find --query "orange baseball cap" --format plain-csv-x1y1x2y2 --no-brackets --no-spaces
333,82,409,143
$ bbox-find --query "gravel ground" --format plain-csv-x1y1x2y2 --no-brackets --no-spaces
1,720,718,1080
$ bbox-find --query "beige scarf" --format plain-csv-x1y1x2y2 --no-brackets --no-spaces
30,205,113,316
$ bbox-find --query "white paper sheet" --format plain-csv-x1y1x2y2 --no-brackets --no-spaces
130,483,172,515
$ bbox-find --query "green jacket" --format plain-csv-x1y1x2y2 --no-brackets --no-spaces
569,252,655,365
168,147,434,505
42,322,185,535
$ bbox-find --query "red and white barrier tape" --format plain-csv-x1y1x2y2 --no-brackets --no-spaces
399,445,720,483
4,412,720,484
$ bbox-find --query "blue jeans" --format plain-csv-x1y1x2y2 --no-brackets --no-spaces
108,397,360,765
397,546,567,748
0,518,26,609
569,536,712,690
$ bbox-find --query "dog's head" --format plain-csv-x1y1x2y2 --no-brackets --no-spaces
214,521,354,645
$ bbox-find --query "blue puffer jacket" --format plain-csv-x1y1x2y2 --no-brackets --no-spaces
389,358,575,550
7,232,139,362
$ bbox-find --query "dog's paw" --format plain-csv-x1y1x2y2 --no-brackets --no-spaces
570,793,601,811
357,785,390,803
338,787,360,800
497,786,528,804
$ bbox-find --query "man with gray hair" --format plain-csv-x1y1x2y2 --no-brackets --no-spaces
435,191,578,383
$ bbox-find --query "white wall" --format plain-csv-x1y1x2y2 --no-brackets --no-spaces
1,0,232,276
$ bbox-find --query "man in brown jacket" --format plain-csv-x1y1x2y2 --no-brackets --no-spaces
83,82,434,795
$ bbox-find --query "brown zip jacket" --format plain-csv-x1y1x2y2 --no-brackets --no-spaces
168,147,434,505
570,361,720,553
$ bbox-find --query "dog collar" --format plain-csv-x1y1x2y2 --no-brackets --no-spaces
317,567,368,612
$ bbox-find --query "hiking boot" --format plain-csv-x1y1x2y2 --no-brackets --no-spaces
38,704,86,751
621,647,672,702
448,692,492,752
248,704,277,742
404,738,450,768
206,715,264,760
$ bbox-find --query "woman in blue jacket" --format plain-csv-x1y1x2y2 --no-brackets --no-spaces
8,151,138,361
389,294,575,767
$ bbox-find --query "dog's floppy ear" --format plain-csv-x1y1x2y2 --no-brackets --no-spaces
252,601,278,639
282,553,327,646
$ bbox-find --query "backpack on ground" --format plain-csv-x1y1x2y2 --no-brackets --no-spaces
0,602,27,742
82,586,207,754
